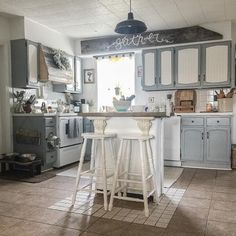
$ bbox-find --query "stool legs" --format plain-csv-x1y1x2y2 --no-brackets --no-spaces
108,139,124,211
72,138,88,205
146,139,159,203
139,140,149,217
101,138,108,210
123,140,131,197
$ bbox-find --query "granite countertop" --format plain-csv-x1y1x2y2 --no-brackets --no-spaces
175,112,233,116
12,112,80,117
12,113,57,117
78,112,167,117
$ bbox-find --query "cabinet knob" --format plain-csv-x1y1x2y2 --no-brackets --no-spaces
217,120,220,123
192,120,194,123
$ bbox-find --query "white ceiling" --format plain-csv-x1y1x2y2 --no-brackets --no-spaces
0,0,236,39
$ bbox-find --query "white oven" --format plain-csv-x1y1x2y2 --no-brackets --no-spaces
59,117,83,147
54,115,83,168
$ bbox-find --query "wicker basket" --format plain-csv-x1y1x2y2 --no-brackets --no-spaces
218,98,233,112
232,147,236,169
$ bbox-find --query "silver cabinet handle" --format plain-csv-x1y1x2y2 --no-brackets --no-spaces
207,132,209,139
202,132,204,140
203,74,206,81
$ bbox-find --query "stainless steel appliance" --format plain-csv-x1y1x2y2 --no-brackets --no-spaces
54,114,83,168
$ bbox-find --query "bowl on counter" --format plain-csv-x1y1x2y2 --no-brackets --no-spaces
131,105,145,112
113,100,131,112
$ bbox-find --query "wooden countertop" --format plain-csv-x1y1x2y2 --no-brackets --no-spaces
78,112,167,117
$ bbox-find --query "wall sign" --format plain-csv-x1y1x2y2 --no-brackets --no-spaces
81,26,222,54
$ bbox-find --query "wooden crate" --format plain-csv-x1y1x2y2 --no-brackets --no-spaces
232,148,236,169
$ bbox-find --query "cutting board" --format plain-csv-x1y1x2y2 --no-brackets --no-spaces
174,90,197,113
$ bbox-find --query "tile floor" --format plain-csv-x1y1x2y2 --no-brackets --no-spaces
0,168,235,235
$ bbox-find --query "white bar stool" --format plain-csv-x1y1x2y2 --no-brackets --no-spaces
108,134,158,217
72,132,116,210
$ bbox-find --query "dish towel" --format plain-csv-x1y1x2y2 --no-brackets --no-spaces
73,118,80,138
68,119,74,138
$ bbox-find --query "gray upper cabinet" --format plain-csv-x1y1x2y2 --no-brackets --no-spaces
141,41,232,91
201,41,231,88
11,39,39,88
142,49,157,90
53,56,82,94
175,45,201,88
157,48,174,89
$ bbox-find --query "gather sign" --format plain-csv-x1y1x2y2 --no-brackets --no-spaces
81,26,222,54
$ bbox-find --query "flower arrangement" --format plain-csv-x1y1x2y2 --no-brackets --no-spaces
52,49,71,71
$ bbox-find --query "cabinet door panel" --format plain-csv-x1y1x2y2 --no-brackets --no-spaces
158,48,174,89
75,57,82,93
206,128,230,163
176,46,200,88
142,50,156,89
202,42,231,87
27,42,38,85
181,127,204,161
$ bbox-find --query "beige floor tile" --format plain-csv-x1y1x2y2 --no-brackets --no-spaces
206,220,236,236
119,223,164,236
55,213,98,231
25,208,69,224
208,209,236,224
212,192,236,202
87,218,130,235
0,216,22,233
211,200,236,212
166,216,207,234
179,197,211,209
183,189,212,199
173,206,209,220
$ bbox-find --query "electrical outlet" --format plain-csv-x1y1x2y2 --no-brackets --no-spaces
148,97,155,103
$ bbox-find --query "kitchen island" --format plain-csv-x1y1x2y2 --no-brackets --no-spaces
79,112,167,198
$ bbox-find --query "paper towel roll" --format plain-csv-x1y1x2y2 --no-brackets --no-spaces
82,104,89,113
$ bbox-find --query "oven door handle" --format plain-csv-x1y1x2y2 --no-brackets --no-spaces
65,123,69,135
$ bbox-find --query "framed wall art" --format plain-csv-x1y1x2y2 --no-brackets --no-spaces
84,69,95,84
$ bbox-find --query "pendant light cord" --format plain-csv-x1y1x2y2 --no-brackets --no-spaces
130,0,131,13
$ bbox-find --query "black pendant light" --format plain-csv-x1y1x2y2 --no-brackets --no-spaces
115,0,147,34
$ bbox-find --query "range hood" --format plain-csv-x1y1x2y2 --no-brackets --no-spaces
39,45,74,84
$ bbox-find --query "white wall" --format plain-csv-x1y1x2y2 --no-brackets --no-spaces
24,18,75,55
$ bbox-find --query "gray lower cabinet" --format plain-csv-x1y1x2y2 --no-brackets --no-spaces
181,116,231,169
206,128,231,163
181,127,204,162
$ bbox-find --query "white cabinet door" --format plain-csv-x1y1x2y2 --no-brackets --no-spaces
202,42,231,87
142,50,156,89
175,46,200,88
75,57,82,93
164,117,181,163
158,48,174,89
27,42,38,86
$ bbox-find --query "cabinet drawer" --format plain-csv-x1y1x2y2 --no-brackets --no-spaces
44,117,55,127
207,117,230,126
182,117,204,126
